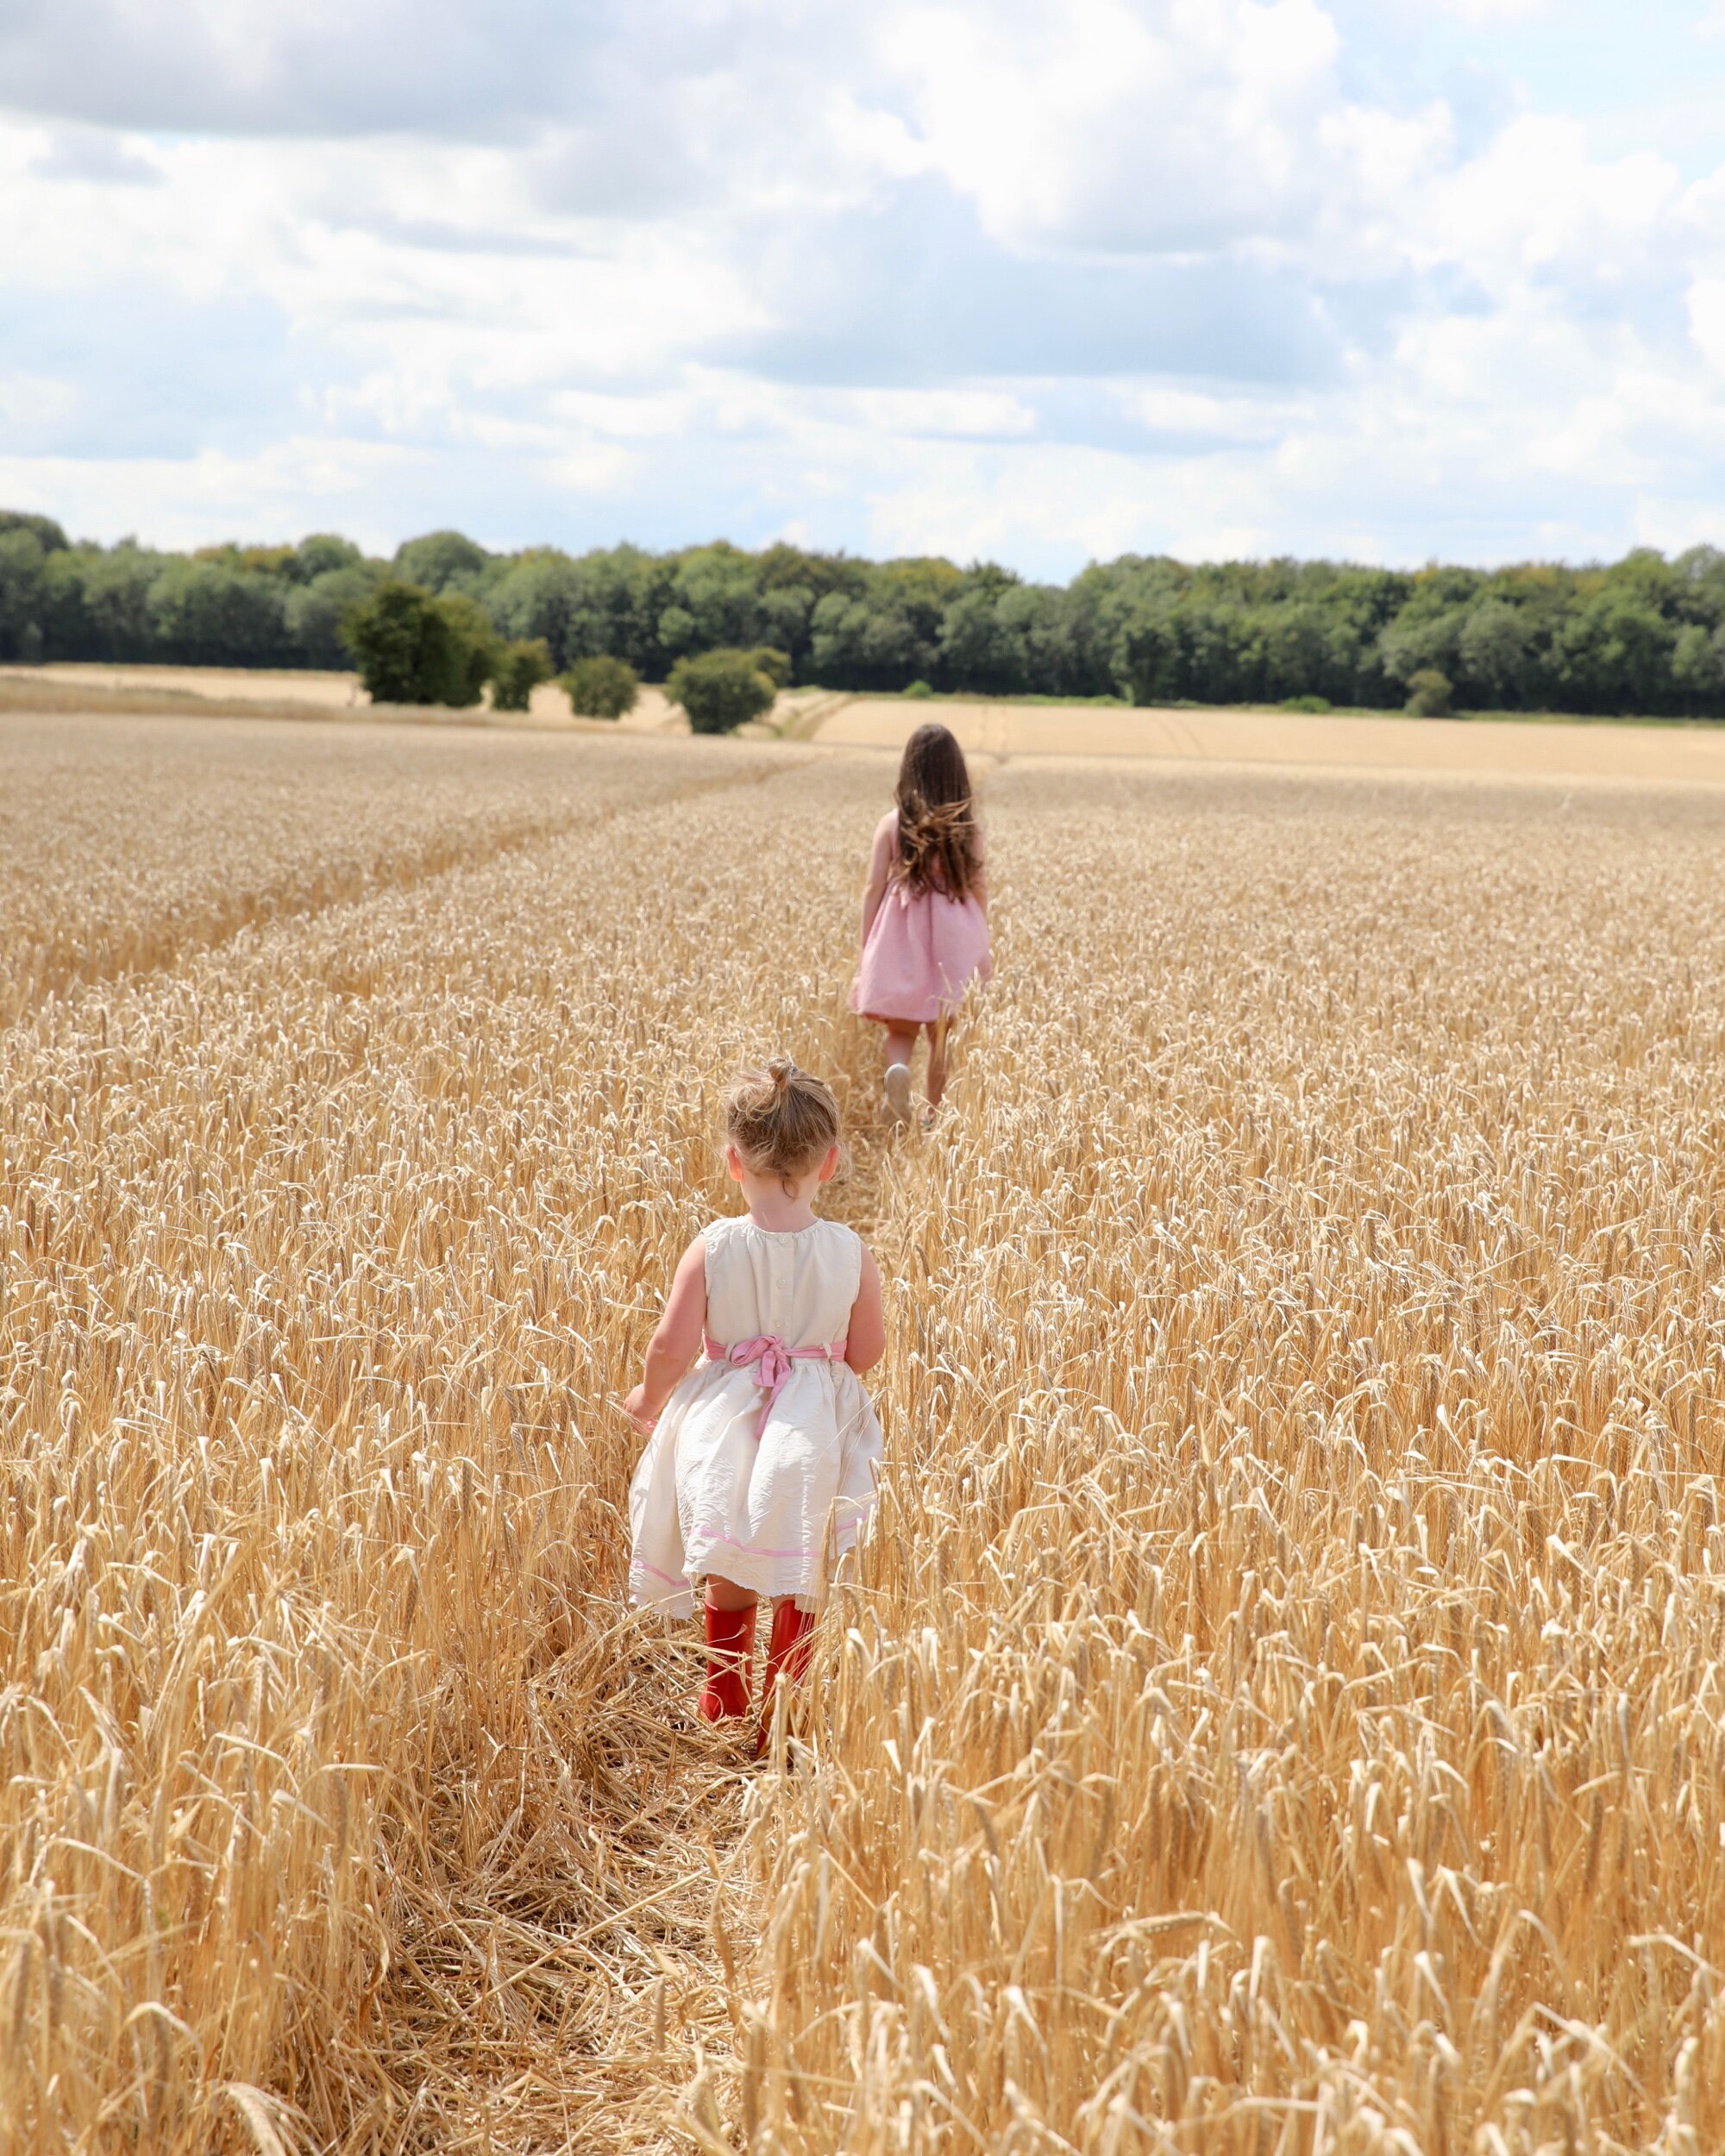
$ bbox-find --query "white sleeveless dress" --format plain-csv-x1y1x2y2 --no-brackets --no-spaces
628,1215,885,1616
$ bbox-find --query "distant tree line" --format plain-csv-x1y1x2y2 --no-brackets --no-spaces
6,508,1725,717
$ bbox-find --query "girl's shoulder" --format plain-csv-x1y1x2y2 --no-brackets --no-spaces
702,1212,750,1244
817,1216,867,1284
698,1213,741,1263
700,1211,764,1284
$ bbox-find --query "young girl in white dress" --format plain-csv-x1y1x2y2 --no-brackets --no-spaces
625,1058,885,1751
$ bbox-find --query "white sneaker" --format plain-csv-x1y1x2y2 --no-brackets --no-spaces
882,1063,913,1127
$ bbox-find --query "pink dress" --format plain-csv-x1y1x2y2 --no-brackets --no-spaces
850,811,992,1025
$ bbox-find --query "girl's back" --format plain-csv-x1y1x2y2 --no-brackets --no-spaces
629,1209,881,1620
704,1215,860,1348
624,1056,884,1742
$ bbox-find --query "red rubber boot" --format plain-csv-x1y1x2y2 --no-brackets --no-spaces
756,1601,816,1758
698,1601,756,1722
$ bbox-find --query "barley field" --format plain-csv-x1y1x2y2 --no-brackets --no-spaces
5,708,1725,2155
810,694,1725,785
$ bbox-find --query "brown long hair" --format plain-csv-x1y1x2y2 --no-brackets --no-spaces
893,723,982,900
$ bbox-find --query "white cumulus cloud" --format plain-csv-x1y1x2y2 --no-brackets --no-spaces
0,0,1720,573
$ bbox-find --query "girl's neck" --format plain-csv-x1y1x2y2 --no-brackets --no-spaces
736,1165,822,1233
744,1189,820,1232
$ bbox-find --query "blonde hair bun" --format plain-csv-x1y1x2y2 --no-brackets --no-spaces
725,1057,842,1194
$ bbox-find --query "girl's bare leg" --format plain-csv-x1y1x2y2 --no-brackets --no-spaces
706,1574,757,1613
925,1018,950,1106
881,1024,917,1125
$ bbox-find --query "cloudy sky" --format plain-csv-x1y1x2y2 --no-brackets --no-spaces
3,0,1725,575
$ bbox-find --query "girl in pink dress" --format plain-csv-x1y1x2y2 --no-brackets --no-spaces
625,1059,886,1754
850,722,992,1125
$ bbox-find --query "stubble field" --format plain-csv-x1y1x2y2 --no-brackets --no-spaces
6,708,1725,2155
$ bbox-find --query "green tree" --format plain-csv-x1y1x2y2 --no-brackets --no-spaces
147,560,290,666
295,533,365,581
754,541,857,677
1405,668,1453,717
668,649,777,734
562,655,640,719
1087,555,1183,700
1260,603,1356,704
1113,595,1178,705
1550,591,1675,715
1379,604,1469,689
656,604,699,665
342,582,445,703
662,542,772,661
999,582,1094,697
1675,545,1725,632
809,591,938,690
1457,600,1533,708
222,543,299,580
436,592,502,705
939,586,1032,694
1671,624,1725,711
285,565,381,668
342,580,492,705
393,530,491,593
73,545,169,659
557,545,673,675
0,530,47,661
488,552,586,667
490,637,554,712
1164,598,1254,704
491,544,674,674
750,646,792,689
0,510,68,553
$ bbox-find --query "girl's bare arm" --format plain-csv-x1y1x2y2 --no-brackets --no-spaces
859,816,895,946
624,1238,707,1429
844,1244,886,1375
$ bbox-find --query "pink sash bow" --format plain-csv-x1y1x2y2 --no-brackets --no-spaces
706,1332,849,1439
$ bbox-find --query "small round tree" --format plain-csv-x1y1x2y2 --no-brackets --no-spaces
489,637,553,712
342,581,452,704
562,654,640,720
668,649,777,735
342,581,499,705
1405,668,1454,718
